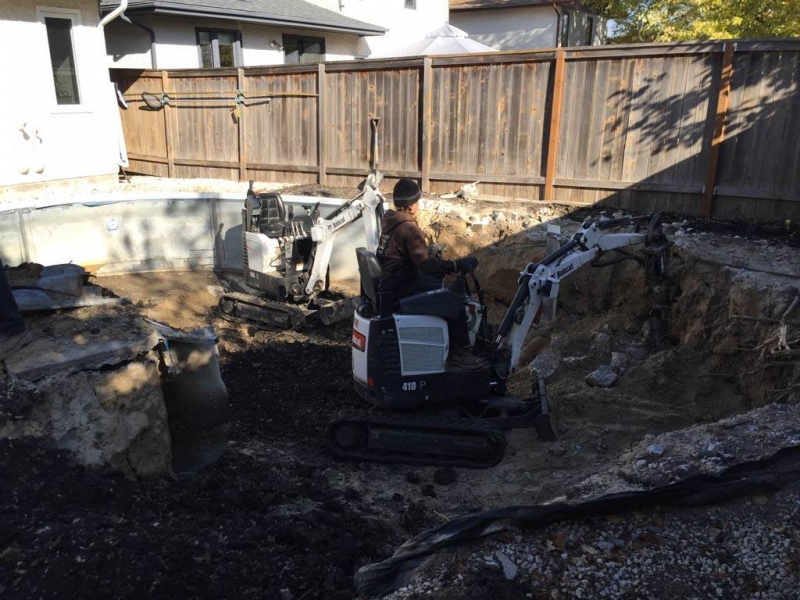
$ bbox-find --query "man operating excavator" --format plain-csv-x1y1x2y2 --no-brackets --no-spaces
376,178,484,369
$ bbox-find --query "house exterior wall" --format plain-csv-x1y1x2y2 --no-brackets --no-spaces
314,0,450,56
0,0,121,188
105,14,368,68
104,0,450,67
562,8,606,47
450,5,606,50
450,5,558,50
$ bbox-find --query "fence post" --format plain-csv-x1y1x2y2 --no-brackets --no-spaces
544,49,566,201
161,71,174,177
702,42,735,217
317,63,328,185
421,57,433,192
237,68,247,181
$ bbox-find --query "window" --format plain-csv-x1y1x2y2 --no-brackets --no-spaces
40,12,81,105
405,0,416,8
560,11,571,47
586,16,595,46
197,29,241,68
282,35,326,64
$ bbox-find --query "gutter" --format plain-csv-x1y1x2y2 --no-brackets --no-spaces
121,13,158,68
99,0,128,27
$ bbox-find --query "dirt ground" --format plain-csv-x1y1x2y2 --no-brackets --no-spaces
1,181,799,599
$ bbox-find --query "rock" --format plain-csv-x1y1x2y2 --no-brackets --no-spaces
626,347,647,361
530,349,561,382
596,541,615,552
421,484,437,498
405,471,421,484
495,551,518,580
647,444,666,457
585,366,619,387
610,352,628,375
592,332,611,352
549,442,567,457
563,355,588,367
675,229,686,237
492,211,507,223
391,493,404,502
434,467,457,485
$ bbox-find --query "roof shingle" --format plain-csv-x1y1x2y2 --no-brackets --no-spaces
101,0,386,35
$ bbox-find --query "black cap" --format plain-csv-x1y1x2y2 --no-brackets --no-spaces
392,178,421,208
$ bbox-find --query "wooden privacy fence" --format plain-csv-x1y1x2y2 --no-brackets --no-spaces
111,39,800,222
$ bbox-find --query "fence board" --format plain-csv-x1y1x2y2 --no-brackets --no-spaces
111,43,800,223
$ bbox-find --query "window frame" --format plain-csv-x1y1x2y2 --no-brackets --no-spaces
282,34,327,65
196,28,242,68
36,6,85,112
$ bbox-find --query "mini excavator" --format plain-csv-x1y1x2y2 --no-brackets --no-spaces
218,180,386,330
327,213,672,468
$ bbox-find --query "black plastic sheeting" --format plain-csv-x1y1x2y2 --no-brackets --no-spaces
355,445,800,597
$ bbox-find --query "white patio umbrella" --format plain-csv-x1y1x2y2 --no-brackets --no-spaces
391,23,497,57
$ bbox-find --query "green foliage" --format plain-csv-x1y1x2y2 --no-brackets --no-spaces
582,0,800,42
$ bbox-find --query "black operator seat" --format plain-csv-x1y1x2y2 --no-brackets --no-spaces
255,193,315,238
355,248,464,321
356,247,385,309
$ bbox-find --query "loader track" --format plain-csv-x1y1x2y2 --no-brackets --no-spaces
326,410,507,469
217,293,308,331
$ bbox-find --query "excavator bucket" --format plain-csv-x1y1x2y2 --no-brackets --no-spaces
532,375,558,441
315,296,360,326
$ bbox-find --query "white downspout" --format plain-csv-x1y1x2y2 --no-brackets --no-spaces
99,0,128,28
99,0,131,170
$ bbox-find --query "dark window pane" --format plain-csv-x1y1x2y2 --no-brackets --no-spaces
218,32,235,67
45,17,80,105
282,35,325,65
198,31,213,68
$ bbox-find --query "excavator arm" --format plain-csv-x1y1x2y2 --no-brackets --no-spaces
304,186,386,296
496,214,671,372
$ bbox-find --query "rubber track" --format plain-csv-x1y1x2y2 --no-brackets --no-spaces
326,410,507,469
217,292,307,331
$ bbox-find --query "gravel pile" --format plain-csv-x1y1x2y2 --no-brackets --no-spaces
383,484,800,599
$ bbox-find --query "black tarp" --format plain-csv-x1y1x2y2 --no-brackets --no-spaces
355,445,800,597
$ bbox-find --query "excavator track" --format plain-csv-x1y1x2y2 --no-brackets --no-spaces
326,410,507,469
217,292,307,331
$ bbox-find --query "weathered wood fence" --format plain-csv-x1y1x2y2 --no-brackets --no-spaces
111,39,800,222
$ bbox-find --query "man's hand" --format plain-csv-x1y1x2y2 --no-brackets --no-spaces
455,257,479,274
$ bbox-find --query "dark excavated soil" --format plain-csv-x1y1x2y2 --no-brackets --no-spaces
0,326,406,600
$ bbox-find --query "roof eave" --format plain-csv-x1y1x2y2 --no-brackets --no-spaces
451,0,577,12
111,3,387,36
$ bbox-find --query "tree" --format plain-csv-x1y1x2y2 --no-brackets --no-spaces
582,0,800,43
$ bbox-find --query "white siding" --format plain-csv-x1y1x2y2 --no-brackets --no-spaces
0,0,121,188
450,6,558,51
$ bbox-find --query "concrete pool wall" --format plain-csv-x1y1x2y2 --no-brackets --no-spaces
0,193,380,280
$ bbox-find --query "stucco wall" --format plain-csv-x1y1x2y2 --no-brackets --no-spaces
0,0,122,187
450,6,558,50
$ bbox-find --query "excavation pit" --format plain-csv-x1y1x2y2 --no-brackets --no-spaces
1,183,798,599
